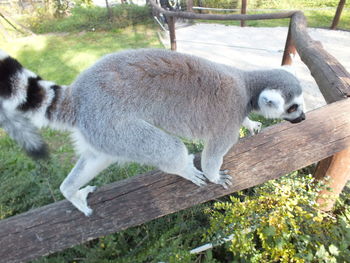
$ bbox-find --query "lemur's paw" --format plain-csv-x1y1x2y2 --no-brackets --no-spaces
81,185,97,196
248,121,262,135
188,169,207,187
68,185,97,217
211,171,232,189
180,166,207,186
179,155,207,186
83,207,93,217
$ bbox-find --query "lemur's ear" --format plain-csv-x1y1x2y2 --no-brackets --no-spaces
262,96,276,107
258,89,284,118
260,89,283,108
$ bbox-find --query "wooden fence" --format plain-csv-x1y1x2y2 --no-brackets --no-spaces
1,2,350,262
188,0,347,30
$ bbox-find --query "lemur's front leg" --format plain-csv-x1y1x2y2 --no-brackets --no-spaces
201,136,236,189
60,152,114,216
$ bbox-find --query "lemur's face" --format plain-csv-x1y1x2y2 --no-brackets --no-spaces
258,89,305,124
281,94,305,123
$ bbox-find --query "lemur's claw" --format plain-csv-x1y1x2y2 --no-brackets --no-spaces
84,207,93,217
182,163,207,187
211,171,232,189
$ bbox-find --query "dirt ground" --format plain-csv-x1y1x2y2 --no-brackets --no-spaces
160,23,350,112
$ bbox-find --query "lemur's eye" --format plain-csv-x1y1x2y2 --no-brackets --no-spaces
287,104,298,113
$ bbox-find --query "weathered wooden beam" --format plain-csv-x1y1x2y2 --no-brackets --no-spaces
290,11,350,103
148,0,295,20
331,0,346,30
2,98,350,263
290,11,350,210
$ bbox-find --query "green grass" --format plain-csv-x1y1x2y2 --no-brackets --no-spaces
28,5,154,34
1,26,161,85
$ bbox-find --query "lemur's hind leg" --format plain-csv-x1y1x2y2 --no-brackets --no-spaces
201,135,238,188
60,153,114,216
110,120,206,187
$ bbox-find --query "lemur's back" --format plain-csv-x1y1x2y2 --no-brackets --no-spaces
71,49,247,139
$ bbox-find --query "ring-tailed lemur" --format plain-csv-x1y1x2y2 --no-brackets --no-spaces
0,49,305,216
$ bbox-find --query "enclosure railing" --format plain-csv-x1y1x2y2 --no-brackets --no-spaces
0,2,350,262
188,0,347,29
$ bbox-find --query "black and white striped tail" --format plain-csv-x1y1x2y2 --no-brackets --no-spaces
0,50,63,159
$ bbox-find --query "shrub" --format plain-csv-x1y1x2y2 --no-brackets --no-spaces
194,0,239,9
205,172,350,262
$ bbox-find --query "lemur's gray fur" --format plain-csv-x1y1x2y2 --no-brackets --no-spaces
0,49,305,216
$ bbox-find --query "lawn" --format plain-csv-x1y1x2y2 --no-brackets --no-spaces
0,1,350,262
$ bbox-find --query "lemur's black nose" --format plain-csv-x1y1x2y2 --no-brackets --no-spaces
287,112,305,124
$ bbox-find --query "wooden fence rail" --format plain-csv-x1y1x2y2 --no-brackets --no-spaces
1,3,350,262
187,0,347,29
1,98,350,263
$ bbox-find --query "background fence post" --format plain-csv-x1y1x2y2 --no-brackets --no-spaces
281,20,296,65
330,0,346,30
187,0,193,12
241,0,247,27
167,16,177,51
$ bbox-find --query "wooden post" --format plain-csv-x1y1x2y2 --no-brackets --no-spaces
187,0,193,12
290,12,350,211
198,0,202,13
241,0,247,27
330,0,346,30
281,19,296,65
167,16,177,51
314,149,350,211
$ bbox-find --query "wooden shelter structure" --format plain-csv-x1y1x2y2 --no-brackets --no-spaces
0,1,350,262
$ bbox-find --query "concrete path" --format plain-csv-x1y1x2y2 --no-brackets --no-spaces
160,23,350,111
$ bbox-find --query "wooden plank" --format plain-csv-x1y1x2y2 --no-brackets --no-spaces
291,11,350,210
1,99,350,262
291,11,350,103
331,0,346,30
